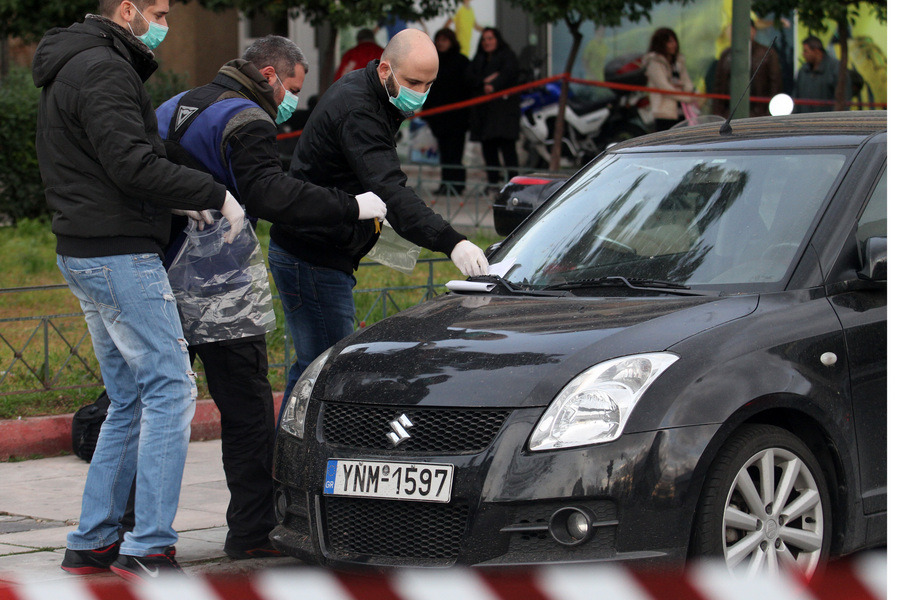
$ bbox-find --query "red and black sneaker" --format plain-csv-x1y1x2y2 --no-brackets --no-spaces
110,546,182,582
60,542,119,574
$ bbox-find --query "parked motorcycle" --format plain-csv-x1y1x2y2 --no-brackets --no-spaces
519,55,652,168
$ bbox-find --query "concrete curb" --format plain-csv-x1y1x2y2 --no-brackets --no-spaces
0,393,285,461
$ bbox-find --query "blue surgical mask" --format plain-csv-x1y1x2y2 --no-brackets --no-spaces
275,75,299,125
385,66,429,114
127,3,168,50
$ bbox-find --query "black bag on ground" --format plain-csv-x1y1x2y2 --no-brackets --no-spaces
71,390,110,462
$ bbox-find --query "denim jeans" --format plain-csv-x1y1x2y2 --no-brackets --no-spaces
267,241,356,420
58,254,196,557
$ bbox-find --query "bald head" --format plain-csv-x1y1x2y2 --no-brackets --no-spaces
377,28,438,97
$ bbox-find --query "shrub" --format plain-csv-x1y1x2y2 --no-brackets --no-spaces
0,66,43,224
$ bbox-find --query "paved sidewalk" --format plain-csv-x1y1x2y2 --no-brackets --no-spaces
0,439,296,585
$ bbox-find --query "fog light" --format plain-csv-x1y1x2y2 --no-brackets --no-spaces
274,487,289,522
549,507,594,546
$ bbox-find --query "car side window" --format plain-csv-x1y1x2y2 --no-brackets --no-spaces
856,170,886,243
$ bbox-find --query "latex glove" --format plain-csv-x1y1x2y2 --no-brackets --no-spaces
220,191,245,244
172,209,214,230
355,191,387,221
450,240,489,278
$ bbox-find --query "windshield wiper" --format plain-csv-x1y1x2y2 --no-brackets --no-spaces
542,275,719,297
467,275,574,297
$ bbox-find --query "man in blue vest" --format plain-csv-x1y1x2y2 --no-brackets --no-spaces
155,35,386,560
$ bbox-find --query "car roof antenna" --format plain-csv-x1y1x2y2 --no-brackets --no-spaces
720,35,778,136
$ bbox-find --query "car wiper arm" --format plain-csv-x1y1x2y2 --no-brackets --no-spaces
467,275,574,297
543,276,719,297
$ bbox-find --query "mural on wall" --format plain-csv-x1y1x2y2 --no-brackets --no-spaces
552,0,886,108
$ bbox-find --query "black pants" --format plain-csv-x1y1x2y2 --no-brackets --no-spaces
436,130,467,191
481,138,519,185
193,336,276,551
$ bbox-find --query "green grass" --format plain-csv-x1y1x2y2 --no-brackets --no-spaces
0,218,502,419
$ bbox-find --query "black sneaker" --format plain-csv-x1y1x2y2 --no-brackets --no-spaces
224,540,283,560
60,542,119,574
110,546,182,581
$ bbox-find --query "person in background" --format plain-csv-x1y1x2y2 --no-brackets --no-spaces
423,28,471,195
32,0,245,581
712,20,782,118
793,35,846,113
642,27,698,131
155,35,385,561
334,28,383,82
443,0,482,57
273,28,489,410
466,27,520,194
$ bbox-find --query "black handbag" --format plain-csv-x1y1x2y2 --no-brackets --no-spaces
71,390,110,462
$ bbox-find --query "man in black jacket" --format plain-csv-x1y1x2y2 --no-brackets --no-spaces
271,27,489,408
32,0,244,581
155,35,386,560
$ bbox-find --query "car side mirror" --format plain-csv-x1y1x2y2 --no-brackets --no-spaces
858,236,886,281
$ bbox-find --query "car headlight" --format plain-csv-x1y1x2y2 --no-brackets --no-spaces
529,353,679,451
280,349,331,439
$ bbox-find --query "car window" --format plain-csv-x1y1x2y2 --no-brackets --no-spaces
856,170,886,243
493,150,849,291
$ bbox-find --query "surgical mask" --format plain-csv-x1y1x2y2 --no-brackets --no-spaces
127,3,168,50
275,75,299,125
385,66,429,114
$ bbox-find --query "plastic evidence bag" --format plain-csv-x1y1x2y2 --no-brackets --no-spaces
365,219,422,274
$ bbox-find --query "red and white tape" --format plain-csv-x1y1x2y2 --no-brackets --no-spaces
0,554,886,600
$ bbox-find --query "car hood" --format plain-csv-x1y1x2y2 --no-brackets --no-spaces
319,293,759,408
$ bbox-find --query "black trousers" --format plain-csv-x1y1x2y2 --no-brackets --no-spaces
481,138,519,184
119,336,275,550
193,335,276,550
436,129,467,191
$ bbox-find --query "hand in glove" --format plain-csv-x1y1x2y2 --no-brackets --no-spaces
172,209,214,230
355,191,387,221
450,240,489,278
220,191,245,244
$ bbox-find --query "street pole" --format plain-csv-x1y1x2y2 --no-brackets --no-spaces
729,0,751,119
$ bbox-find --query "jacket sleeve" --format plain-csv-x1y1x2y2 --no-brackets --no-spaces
78,58,226,211
340,107,464,256
227,118,359,227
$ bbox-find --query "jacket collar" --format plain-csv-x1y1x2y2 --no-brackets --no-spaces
85,15,158,81
213,59,279,120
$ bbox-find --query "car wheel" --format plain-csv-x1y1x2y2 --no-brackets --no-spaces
690,424,831,579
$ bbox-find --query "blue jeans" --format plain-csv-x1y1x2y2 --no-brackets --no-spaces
58,254,196,557
267,241,356,420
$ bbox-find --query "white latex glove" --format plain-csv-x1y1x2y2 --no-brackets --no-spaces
172,209,214,230
450,240,489,278
355,191,387,221
220,191,245,244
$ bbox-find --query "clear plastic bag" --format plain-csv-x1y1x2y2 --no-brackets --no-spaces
365,220,422,274
167,214,276,345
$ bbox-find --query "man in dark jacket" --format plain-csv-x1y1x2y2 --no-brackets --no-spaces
794,36,847,113
271,27,489,407
32,0,245,581
712,21,782,118
155,35,386,560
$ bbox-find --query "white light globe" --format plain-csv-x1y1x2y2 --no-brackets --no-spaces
769,94,794,116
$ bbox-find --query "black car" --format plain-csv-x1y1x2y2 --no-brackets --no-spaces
271,112,886,578
492,173,569,236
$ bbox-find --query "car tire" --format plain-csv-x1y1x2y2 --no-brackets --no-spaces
690,424,831,579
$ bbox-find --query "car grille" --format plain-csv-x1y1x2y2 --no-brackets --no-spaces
321,403,511,453
323,497,469,562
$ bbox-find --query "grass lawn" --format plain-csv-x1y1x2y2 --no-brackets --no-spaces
0,218,502,419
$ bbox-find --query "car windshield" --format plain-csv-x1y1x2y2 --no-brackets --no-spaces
490,150,848,292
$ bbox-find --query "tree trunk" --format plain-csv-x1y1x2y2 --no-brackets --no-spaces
549,20,582,172
0,32,9,80
834,18,850,112
318,22,337,96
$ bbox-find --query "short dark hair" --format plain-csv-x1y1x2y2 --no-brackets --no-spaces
434,28,461,54
98,0,152,18
357,28,375,43
802,36,825,53
242,35,310,77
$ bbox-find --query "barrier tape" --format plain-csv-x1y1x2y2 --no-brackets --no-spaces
0,554,886,600
276,72,886,141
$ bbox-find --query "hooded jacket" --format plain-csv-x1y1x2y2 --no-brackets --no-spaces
32,15,226,259
275,60,465,275
156,59,360,228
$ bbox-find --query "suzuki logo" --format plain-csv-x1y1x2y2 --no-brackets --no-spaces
386,414,414,446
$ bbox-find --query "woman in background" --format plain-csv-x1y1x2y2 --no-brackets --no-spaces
643,27,697,131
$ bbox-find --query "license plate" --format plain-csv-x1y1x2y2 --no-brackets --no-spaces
324,459,453,503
